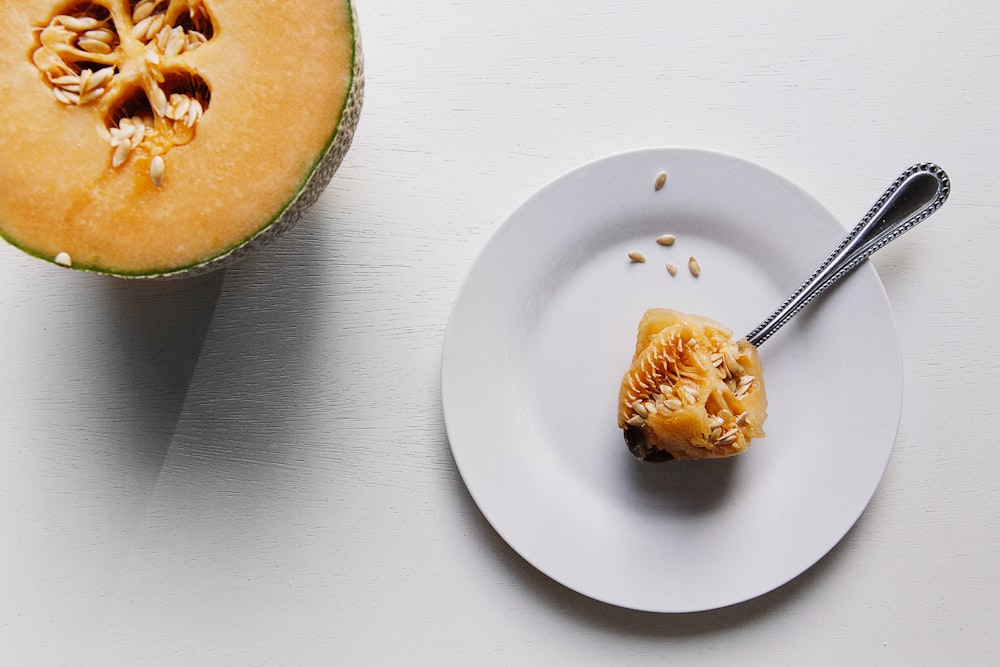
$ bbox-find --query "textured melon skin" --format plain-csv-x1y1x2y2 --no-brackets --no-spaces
128,2,365,280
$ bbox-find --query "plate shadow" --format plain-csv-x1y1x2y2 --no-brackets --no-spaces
626,455,739,515
446,430,861,633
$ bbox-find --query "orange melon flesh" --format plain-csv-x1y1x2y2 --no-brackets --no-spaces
618,308,768,461
0,0,360,276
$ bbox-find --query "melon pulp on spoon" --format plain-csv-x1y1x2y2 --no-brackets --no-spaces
0,0,363,278
618,308,768,461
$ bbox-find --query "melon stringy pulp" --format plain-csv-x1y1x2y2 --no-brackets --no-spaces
0,0,363,277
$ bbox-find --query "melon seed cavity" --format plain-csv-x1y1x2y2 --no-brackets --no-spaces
30,1,216,187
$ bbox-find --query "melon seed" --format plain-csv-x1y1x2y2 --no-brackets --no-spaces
145,15,167,41
78,37,113,55
717,432,739,447
165,28,186,56
88,67,115,90
149,83,168,117
654,171,667,191
131,16,155,39
52,87,78,105
111,140,131,167
688,256,701,277
666,262,678,276
50,75,78,88
628,251,646,263
82,28,115,44
186,31,208,51
57,15,100,32
150,155,165,188
133,0,157,24
656,234,676,246
78,86,105,105
54,251,72,267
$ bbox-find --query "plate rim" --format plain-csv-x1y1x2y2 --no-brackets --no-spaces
441,146,902,612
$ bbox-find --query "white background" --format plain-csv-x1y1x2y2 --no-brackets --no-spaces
2,0,998,664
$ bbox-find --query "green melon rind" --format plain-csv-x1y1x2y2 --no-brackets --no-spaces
3,1,364,280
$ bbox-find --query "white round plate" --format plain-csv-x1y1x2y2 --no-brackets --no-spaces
441,148,901,613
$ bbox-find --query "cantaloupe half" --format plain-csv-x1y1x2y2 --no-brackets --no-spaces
0,0,363,278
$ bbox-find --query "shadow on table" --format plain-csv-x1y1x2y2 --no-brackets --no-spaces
98,209,352,495
165,225,338,470
93,206,343,482
98,269,225,484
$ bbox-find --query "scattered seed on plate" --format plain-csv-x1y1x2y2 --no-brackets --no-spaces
654,171,668,191
54,251,72,267
656,234,676,246
688,256,701,277
666,262,678,276
628,251,646,263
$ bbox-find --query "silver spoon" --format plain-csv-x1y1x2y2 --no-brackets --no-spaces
629,163,950,462
746,162,950,346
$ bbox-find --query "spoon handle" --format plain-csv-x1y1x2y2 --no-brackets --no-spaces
745,163,950,347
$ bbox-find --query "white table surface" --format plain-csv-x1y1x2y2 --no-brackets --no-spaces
2,1,998,664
